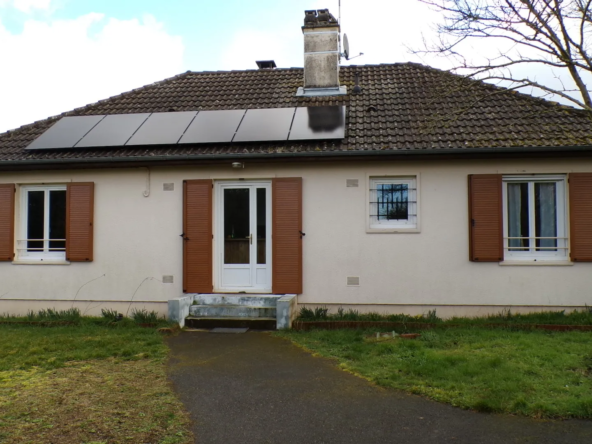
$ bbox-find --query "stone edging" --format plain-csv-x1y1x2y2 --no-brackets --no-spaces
292,321,592,332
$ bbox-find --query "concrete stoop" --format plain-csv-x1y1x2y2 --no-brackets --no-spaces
181,294,297,330
185,316,277,330
168,293,297,330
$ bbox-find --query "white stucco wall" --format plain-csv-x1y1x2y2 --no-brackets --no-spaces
1,156,591,316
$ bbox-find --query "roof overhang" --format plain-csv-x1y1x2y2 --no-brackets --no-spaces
2,144,592,171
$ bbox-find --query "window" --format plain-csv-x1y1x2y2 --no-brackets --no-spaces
369,177,418,230
19,185,67,261
502,175,567,261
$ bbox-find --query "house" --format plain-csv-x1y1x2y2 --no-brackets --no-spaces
1,9,591,327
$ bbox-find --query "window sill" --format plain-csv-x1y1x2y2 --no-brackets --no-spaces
367,228,420,234
12,260,71,265
499,260,573,266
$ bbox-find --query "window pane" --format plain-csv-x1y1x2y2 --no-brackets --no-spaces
49,190,66,251
27,191,44,251
507,183,529,250
377,183,408,220
256,188,266,264
535,183,557,251
224,188,250,264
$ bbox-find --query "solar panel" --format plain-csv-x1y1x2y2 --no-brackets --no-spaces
233,108,296,142
126,111,197,145
25,106,348,151
179,110,246,144
288,106,346,140
75,113,150,148
26,115,105,150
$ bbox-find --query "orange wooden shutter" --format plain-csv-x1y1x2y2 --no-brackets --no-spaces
272,177,303,294
66,182,94,262
569,173,592,262
183,180,213,293
468,174,503,262
0,184,15,261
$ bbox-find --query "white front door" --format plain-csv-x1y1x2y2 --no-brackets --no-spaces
215,181,272,292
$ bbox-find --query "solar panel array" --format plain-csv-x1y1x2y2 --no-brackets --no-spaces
26,106,346,150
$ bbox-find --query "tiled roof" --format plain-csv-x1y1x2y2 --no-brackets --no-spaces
1,63,592,165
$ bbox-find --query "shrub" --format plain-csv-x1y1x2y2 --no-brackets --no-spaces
131,309,160,324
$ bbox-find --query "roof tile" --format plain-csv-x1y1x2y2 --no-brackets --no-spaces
1,63,592,164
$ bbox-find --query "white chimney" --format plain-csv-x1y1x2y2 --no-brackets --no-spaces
296,9,347,97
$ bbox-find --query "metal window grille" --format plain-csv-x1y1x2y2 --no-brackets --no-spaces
370,185,417,220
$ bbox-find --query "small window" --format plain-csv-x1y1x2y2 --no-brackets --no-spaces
502,175,567,261
19,185,67,261
369,177,417,230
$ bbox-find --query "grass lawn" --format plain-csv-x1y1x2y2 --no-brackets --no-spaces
0,323,193,444
277,327,592,419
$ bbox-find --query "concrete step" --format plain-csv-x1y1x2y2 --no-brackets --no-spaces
191,294,280,307
185,316,276,330
189,304,276,318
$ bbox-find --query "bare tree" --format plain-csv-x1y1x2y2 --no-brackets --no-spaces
417,0,592,111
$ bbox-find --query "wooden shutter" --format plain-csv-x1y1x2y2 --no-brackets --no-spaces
272,177,303,294
66,182,94,261
0,184,15,261
183,180,213,293
468,175,503,262
569,173,592,262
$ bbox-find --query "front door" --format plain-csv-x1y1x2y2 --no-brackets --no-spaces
215,181,272,292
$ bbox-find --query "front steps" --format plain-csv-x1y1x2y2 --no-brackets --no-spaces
185,294,281,330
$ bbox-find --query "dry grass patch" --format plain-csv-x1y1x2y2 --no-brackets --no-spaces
0,359,192,444
0,322,193,444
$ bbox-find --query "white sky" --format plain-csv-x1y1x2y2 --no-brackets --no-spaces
0,0,586,133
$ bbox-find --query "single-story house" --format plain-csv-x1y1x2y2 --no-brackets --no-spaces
1,9,591,327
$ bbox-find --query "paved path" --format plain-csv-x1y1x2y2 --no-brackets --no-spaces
166,332,592,444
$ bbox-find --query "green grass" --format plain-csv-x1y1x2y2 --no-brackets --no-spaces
296,306,592,325
278,327,592,419
0,322,193,444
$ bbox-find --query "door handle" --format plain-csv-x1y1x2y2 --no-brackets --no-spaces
247,234,252,245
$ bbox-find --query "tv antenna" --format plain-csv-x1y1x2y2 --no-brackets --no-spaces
338,1,364,61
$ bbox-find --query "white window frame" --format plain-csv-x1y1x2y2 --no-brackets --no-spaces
18,185,67,262
368,176,419,232
502,175,568,262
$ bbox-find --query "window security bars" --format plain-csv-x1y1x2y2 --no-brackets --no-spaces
370,185,417,220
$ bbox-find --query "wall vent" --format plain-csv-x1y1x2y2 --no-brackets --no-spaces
163,183,174,191
346,179,359,187
347,276,360,286
163,275,174,284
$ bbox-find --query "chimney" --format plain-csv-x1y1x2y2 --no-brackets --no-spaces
296,9,347,97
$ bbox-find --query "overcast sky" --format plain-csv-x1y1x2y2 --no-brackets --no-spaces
0,0,583,133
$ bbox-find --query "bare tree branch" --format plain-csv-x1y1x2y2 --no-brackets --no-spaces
416,0,592,112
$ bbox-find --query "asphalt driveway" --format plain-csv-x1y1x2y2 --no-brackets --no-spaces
166,331,592,444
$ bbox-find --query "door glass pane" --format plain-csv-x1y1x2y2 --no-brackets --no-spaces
27,191,44,251
507,183,529,250
377,183,408,220
257,188,266,264
49,190,66,251
224,188,250,264
535,183,557,251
